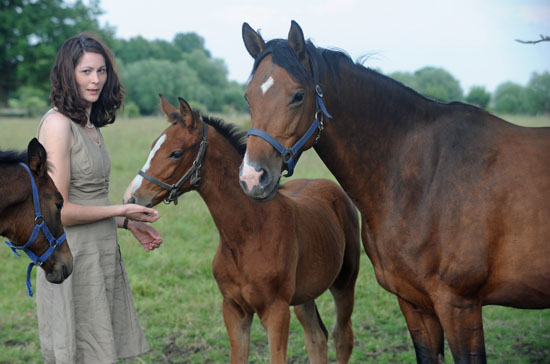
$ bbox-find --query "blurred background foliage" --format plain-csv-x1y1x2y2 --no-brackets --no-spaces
1,0,548,117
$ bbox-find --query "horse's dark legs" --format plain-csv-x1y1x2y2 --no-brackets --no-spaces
397,297,445,364
258,298,291,364
222,298,253,364
294,301,329,363
434,297,486,364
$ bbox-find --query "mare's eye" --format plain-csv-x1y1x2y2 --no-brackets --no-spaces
169,151,184,159
290,92,304,105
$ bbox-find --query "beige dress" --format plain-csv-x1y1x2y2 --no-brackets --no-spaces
36,109,149,364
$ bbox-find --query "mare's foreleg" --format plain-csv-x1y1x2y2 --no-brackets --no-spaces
397,297,445,364
293,300,329,364
222,298,253,364
434,296,486,364
258,298,291,364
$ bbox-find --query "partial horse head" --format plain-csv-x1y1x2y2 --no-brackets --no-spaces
240,21,328,201
123,95,207,207
1,138,73,293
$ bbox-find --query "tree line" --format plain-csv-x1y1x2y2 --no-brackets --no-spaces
2,1,548,116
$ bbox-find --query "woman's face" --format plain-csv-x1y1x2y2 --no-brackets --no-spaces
74,51,107,106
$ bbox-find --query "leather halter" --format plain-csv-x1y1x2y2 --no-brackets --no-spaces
5,162,67,297
247,60,332,177
138,122,208,205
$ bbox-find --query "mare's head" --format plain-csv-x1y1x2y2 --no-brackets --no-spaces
123,95,206,207
1,139,73,286
239,21,326,201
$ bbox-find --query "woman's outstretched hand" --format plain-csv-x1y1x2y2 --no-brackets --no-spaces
124,204,160,223
128,221,163,252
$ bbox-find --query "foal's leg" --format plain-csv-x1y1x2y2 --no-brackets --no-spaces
293,300,329,364
258,298,291,364
397,297,445,364
434,296,486,364
222,298,254,364
329,279,356,363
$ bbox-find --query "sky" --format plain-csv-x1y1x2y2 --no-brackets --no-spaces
98,0,550,93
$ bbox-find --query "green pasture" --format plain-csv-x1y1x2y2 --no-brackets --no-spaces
0,114,548,363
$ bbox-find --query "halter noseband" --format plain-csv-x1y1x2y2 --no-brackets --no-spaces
138,122,208,205
5,162,67,297
247,60,332,177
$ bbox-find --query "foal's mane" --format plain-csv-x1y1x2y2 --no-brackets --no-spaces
0,149,26,164
199,112,248,157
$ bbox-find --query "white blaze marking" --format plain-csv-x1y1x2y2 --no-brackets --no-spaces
261,76,274,95
130,134,166,195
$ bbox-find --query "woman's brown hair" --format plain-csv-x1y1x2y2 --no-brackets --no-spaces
49,32,124,127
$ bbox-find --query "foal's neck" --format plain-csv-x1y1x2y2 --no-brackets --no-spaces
195,125,259,228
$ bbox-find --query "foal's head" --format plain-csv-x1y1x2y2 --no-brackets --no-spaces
239,21,323,201
1,139,73,286
123,95,205,207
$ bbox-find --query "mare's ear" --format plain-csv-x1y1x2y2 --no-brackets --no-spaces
288,20,307,64
159,93,179,122
242,22,265,59
177,97,196,129
27,138,48,178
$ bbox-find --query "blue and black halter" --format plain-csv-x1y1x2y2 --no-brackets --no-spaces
4,162,67,297
247,63,332,177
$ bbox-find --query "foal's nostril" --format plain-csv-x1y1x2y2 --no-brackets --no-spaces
128,196,136,204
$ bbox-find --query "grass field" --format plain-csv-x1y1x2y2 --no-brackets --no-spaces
0,113,548,363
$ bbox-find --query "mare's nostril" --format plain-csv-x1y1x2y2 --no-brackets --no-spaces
128,196,136,204
259,168,270,187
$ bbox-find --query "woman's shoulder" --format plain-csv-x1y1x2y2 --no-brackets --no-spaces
38,109,75,143
41,109,74,130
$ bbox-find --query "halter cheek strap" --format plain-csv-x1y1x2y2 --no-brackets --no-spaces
247,61,332,177
138,122,208,205
4,162,67,297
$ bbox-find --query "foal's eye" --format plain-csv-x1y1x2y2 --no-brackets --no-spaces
290,92,304,105
169,151,184,159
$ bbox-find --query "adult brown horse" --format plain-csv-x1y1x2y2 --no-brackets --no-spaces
1,138,73,296
239,21,550,364
123,95,361,364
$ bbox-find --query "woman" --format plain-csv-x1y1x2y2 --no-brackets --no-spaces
36,33,162,363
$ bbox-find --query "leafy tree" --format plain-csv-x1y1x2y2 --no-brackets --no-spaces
173,32,210,56
389,71,418,90
465,86,491,109
414,66,463,102
525,71,550,115
492,82,529,114
112,36,184,64
0,0,112,106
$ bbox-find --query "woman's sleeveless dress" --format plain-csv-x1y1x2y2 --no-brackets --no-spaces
36,109,149,364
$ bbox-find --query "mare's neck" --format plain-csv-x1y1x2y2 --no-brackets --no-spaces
314,64,432,217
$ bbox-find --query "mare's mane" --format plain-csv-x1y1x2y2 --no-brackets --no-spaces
0,149,26,164
251,37,454,106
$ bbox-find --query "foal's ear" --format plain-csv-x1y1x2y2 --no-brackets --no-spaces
177,97,196,128
27,138,48,178
242,22,265,59
288,20,307,63
159,93,179,122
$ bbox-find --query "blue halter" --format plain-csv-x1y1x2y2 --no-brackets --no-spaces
4,162,67,297
247,64,332,177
